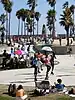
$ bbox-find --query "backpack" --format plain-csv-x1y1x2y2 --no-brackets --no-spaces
8,84,16,97
8,84,13,96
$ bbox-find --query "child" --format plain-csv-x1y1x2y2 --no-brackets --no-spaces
54,79,65,91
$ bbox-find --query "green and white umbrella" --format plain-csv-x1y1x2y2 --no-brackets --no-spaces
42,46,52,52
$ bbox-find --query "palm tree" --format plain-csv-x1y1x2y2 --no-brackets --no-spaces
0,25,5,33
23,9,28,36
46,9,56,37
1,0,9,42
47,0,56,7
7,1,13,39
16,9,31,36
70,5,75,35
0,14,6,44
27,0,37,36
0,14,6,33
26,13,33,35
16,10,21,36
47,0,56,38
1,0,13,40
27,0,37,10
0,13,6,24
19,8,25,36
1,0,8,4
63,1,68,9
59,2,73,46
35,11,41,35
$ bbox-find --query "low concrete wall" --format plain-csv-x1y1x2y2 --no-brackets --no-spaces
36,45,75,55
52,46,67,55
51,45,75,55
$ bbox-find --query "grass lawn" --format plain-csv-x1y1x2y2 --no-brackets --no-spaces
0,93,75,100
0,85,75,100
0,96,13,100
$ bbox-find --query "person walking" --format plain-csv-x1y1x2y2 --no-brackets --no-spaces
68,47,72,57
32,54,38,82
44,55,51,80
50,51,56,75
2,50,8,68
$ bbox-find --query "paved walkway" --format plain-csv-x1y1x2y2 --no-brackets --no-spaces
0,55,75,87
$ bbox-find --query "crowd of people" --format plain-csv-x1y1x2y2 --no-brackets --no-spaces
7,78,75,100
0,36,75,99
8,79,65,99
1,44,56,81
5,35,53,47
0,35,57,82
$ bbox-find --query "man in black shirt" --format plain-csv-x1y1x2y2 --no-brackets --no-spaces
50,51,56,75
2,50,8,68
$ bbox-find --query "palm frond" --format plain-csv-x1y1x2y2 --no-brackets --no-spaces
63,1,69,9
59,21,65,26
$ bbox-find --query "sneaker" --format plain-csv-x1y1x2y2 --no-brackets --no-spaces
51,72,54,75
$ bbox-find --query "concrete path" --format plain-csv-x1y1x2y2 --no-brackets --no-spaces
0,55,75,87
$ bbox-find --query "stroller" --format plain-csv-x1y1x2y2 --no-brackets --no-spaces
34,80,51,96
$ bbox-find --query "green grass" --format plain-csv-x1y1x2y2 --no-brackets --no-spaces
0,94,74,100
28,93,75,100
0,85,75,100
0,96,14,100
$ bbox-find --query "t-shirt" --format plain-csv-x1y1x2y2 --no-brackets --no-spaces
55,84,65,91
16,89,24,97
32,58,37,65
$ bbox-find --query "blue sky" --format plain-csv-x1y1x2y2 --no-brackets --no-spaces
0,0,75,35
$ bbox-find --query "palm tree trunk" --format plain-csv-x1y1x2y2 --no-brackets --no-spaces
18,19,20,36
21,20,23,36
73,12,74,35
9,13,11,40
66,28,69,46
6,11,8,43
52,5,55,39
37,21,38,35
52,22,55,38
24,21,26,35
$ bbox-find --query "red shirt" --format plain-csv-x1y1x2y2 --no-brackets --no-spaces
44,57,50,65
36,53,43,59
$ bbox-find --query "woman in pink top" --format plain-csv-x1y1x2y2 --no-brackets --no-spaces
44,55,51,80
